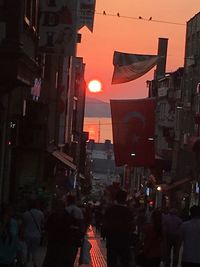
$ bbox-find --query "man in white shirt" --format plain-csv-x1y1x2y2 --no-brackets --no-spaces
65,195,84,221
180,205,200,267
65,195,85,266
23,200,44,267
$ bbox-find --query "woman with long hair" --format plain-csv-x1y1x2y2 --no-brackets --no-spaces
142,208,164,267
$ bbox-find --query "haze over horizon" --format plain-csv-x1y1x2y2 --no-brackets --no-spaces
85,96,111,117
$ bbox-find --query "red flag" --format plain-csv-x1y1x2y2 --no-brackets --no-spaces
110,98,155,167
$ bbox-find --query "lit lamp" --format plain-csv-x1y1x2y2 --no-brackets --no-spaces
176,106,183,109
156,185,162,207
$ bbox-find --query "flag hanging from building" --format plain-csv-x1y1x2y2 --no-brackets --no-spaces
111,51,159,84
110,98,156,167
78,0,96,32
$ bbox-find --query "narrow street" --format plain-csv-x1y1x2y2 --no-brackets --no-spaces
27,227,107,267
86,228,107,267
27,226,183,267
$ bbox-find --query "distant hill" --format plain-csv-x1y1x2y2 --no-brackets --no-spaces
85,97,111,117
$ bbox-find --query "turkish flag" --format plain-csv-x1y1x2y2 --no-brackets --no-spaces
110,98,155,167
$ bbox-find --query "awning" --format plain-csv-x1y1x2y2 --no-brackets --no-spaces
79,173,86,180
155,154,172,171
52,150,76,170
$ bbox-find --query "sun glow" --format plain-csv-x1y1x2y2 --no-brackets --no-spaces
88,80,102,93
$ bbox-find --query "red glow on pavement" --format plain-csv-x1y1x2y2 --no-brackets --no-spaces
87,228,107,267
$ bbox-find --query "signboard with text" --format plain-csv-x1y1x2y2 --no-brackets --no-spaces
39,0,78,56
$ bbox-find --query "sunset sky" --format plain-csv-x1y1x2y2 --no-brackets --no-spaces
77,0,200,102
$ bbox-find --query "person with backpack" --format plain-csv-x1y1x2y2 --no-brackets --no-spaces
65,195,85,265
22,199,44,267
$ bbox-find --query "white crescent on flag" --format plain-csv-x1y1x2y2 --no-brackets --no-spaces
111,51,160,84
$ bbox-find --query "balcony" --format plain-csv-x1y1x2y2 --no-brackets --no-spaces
0,43,39,91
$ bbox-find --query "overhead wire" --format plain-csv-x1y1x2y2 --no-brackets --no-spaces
95,11,186,26
84,10,186,128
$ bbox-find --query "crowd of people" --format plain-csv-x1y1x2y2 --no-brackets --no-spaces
0,193,90,267
92,190,200,267
0,189,200,267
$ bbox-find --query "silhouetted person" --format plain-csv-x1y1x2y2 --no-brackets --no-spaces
180,205,200,267
23,200,44,267
142,208,164,267
163,208,182,267
43,199,74,267
104,190,133,267
65,195,85,265
0,204,20,266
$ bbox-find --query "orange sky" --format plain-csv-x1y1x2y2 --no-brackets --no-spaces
77,0,200,102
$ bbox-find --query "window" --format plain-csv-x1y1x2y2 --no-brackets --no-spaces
31,0,37,29
24,0,31,25
47,0,56,6
159,102,167,121
24,0,38,30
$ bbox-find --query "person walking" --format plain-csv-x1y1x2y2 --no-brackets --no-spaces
180,205,200,267
103,190,133,267
23,199,44,267
0,204,20,267
163,208,182,267
65,195,85,266
42,199,75,267
141,208,164,267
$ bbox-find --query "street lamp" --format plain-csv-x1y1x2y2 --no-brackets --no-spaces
156,185,162,207
157,186,162,191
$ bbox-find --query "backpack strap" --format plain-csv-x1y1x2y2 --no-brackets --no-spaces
29,211,41,234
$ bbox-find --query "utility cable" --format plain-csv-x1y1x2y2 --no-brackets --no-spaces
95,11,186,26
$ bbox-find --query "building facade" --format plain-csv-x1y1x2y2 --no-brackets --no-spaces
0,0,41,202
0,0,96,203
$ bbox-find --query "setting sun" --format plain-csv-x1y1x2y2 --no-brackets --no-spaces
88,80,102,93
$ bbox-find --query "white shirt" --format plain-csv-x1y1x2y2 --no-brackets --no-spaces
181,218,200,263
65,204,84,220
23,208,44,238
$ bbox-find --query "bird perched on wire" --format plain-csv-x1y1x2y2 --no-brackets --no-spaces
103,10,106,15
149,17,152,20
139,16,142,19
117,12,120,17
